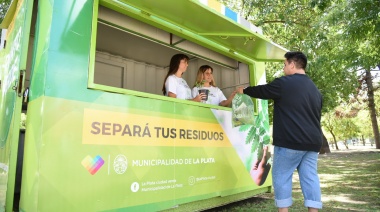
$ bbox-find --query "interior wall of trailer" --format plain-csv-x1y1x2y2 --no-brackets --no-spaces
95,51,249,97
94,6,251,99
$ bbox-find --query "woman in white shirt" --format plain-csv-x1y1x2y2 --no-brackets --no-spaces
192,65,236,106
162,54,204,102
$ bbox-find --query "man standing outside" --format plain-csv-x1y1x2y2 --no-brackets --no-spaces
237,51,323,211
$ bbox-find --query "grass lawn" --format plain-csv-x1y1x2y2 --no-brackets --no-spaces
204,146,380,211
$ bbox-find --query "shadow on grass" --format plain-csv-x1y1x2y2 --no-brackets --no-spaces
318,151,380,211
203,150,380,212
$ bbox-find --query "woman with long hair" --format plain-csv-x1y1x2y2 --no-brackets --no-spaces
162,54,203,101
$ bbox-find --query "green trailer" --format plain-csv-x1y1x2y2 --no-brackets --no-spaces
0,0,287,211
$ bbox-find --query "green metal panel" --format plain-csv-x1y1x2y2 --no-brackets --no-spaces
28,0,99,102
0,0,34,211
20,95,273,211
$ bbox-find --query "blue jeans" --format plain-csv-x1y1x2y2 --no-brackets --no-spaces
273,146,322,209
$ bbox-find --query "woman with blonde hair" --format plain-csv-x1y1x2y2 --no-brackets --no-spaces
192,65,236,106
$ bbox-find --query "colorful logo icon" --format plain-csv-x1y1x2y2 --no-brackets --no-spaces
82,155,104,175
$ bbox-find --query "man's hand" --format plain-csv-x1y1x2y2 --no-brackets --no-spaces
236,87,244,94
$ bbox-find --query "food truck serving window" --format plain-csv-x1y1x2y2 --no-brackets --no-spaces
88,1,286,107
88,4,255,107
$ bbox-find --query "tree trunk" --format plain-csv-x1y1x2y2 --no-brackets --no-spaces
365,69,380,149
362,135,365,146
344,140,349,149
330,131,339,150
319,133,331,154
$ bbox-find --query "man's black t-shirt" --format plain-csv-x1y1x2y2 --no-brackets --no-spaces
243,74,322,152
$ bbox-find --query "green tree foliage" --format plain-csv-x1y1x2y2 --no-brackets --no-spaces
220,0,380,148
0,0,12,39
0,0,11,20
323,102,364,149
322,111,340,150
355,109,374,143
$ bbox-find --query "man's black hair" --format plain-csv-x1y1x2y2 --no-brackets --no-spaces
284,51,307,70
